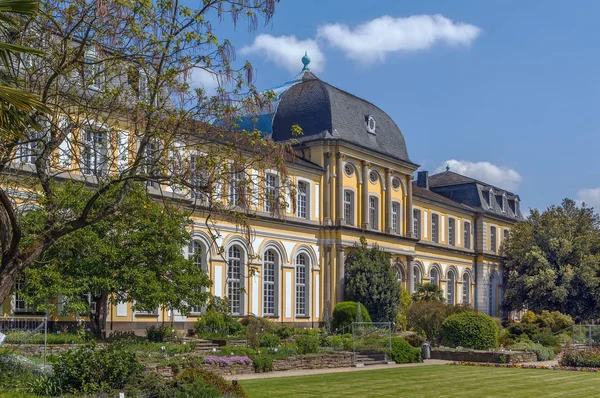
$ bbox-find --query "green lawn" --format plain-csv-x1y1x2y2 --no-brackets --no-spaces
241,365,600,398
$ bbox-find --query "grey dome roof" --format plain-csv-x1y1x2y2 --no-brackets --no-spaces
272,71,412,163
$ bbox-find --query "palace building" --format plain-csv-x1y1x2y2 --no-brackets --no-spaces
2,54,523,332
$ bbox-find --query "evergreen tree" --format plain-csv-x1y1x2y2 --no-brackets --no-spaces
344,237,401,323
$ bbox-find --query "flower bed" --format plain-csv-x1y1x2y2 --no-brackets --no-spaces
451,361,600,372
203,355,252,365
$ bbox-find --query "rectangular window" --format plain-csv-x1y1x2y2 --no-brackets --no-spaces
509,199,516,214
344,190,354,226
295,255,308,316
392,202,400,234
368,196,378,230
229,169,244,207
264,173,278,212
504,229,509,242
464,221,471,249
448,218,455,246
81,130,108,175
145,141,157,188
14,278,28,312
297,181,308,219
139,70,148,102
190,154,208,201
490,226,497,252
431,214,439,243
19,129,42,165
85,49,103,90
487,191,493,209
82,293,97,314
413,209,421,239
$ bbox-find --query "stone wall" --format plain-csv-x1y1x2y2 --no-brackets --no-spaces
152,353,355,377
431,349,537,363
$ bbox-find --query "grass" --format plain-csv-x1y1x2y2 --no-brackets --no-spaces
241,365,600,397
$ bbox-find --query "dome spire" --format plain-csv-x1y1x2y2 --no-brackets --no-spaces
301,51,310,71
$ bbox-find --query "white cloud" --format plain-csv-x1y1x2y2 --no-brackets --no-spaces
317,14,481,64
240,34,325,74
189,68,221,95
434,160,522,191
576,188,600,211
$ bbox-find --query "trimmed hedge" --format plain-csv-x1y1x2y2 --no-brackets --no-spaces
442,312,498,350
390,337,422,364
332,301,372,331
560,348,600,368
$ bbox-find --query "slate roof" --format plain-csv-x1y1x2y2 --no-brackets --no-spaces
412,183,476,214
427,171,523,220
271,71,412,164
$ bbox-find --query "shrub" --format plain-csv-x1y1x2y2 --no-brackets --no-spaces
251,355,273,373
242,316,274,349
403,333,426,348
295,335,320,354
560,348,600,367
53,343,144,393
332,301,372,331
125,372,179,398
322,334,352,348
509,340,555,361
195,310,244,337
176,367,247,398
147,324,172,343
390,337,422,364
259,333,280,348
396,289,413,332
273,325,295,340
407,302,470,345
442,312,498,350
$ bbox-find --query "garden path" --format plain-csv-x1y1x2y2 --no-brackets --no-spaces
224,359,452,381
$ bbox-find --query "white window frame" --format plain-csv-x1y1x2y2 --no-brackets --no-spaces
296,180,309,219
448,217,456,246
413,264,422,288
80,127,109,176
188,240,207,314
463,273,471,304
413,208,422,239
447,270,456,305
464,221,471,249
344,189,355,226
392,201,400,234
295,253,309,317
227,245,244,316
264,172,279,212
368,195,379,230
490,226,497,252
263,249,278,317
431,213,439,243
430,267,440,286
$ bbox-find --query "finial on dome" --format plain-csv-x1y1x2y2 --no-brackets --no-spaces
301,51,310,71
446,164,450,172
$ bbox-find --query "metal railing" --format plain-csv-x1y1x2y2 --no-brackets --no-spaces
0,316,48,364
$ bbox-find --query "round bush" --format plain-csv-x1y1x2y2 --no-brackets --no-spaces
442,311,498,350
332,301,372,331
390,337,422,364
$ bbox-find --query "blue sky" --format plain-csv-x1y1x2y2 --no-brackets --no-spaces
198,0,600,214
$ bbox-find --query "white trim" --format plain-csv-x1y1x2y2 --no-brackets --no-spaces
285,272,292,318
314,183,320,219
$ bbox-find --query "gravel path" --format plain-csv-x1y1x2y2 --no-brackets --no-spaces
223,359,452,381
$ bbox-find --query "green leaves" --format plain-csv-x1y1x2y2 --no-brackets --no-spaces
503,199,600,321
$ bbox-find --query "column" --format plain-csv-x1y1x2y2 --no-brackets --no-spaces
407,256,415,295
385,168,392,233
324,152,331,225
361,161,370,229
336,245,345,303
406,175,413,237
325,245,332,316
336,152,344,225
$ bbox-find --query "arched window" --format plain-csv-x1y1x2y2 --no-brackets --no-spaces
189,240,206,314
489,273,498,317
447,270,456,305
463,273,471,305
430,267,440,286
413,265,422,288
227,245,244,316
295,254,309,316
263,249,278,316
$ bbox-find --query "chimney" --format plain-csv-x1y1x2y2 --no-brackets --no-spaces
417,171,429,189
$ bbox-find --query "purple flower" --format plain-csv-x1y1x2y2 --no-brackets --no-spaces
204,356,252,365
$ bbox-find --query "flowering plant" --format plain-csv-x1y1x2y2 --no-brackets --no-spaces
203,355,252,365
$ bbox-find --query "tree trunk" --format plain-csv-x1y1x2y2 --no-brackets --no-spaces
91,293,109,339
0,257,23,303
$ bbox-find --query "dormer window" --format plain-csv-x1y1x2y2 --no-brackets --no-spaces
496,194,504,212
366,115,376,134
84,48,103,90
486,190,493,209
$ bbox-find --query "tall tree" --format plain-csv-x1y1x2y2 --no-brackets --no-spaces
20,182,211,338
344,237,402,323
503,199,600,321
0,0,290,302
